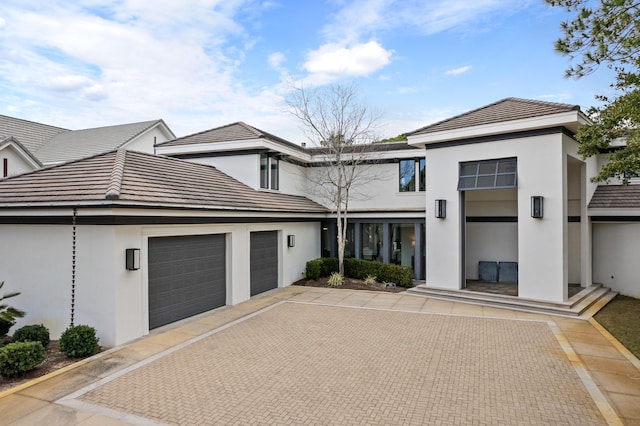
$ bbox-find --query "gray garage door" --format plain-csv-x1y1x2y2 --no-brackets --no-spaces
250,231,278,296
148,234,226,329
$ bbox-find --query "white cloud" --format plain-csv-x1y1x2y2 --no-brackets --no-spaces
445,65,472,76
321,0,533,43
268,51,286,70
301,41,393,85
44,75,94,92
0,0,290,136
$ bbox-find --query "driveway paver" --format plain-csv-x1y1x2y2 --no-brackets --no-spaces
0,286,637,425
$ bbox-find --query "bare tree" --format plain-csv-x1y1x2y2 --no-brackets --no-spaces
286,83,382,276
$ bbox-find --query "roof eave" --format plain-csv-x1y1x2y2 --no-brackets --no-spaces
407,110,588,147
0,199,327,214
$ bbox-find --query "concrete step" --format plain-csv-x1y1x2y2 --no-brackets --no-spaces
405,283,617,319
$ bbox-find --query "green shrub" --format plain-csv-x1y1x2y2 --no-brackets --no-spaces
377,263,414,288
12,324,50,348
0,341,45,378
305,258,323,280
59,325,99,358
304,257,414,287
364,275,377,285
327,272,344,287
319,258,339,276
344,258,381,279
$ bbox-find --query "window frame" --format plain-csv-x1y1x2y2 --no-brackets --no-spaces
399,158,426,192
260,152,280,190
457,157,517,191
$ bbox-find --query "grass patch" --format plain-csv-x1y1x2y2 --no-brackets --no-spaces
594,294,640,359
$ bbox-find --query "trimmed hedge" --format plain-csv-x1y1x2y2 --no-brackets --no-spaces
305,258,414,288
59,325,99,358
12,324,50,348
0,341,45,378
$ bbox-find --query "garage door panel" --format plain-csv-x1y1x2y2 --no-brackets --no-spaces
250,231,278,296
148,234,226,329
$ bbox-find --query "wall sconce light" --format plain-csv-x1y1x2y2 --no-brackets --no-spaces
125,248,140,270
287,235,296,248
531,196,544,218
435,199,446,219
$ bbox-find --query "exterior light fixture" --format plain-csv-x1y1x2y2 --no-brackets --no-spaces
125,248,140,270
287,235,296,247
435,199,446,219
531,196,543,218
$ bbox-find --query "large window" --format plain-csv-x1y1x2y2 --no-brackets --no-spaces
458,158,516,190
361,223,383,262
391,224,415,268
399,159,426,192
260,153,279,190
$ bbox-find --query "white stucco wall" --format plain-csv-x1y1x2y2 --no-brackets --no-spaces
305,161,425,211
184,155,261,189
125,126,172,154
0,219,319,348
0,224,77,343
0,145,38,176
592,222,640,298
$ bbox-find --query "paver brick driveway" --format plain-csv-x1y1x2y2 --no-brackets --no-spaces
59,301,607,425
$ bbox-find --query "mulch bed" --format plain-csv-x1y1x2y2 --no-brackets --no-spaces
0,341,96,393
293,276,407,293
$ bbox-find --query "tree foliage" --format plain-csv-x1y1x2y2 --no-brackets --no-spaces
0,281,25,327
547,0,640,182
286,83,382,274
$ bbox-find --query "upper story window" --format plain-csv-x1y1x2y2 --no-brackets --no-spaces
260,153,279,190
399,158,426,192
458,157,517,190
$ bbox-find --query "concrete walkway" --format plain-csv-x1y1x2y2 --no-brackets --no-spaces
1,287,639,425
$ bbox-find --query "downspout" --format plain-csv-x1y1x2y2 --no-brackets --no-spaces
70,207,77,326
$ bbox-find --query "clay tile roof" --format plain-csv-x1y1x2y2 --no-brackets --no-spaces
589,185,640,209
0,114,68,153
158,121,304,151
34,120,164,164
0,150,327,213
408,98,581,136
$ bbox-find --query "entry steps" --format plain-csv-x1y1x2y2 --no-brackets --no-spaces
405,283,617,319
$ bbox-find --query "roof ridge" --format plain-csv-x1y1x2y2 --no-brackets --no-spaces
156,122,245,146
236,121,263,138
105,149,127,200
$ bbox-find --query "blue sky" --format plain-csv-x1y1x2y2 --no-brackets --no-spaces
0,1,615,142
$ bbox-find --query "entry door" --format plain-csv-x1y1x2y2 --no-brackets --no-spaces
148,234,226,329
250,231,278,296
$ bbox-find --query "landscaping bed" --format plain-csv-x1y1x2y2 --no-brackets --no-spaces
293,276,406,293
0,341,85,393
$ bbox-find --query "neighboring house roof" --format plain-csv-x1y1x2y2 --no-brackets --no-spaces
158,121,304,152
0,136,43,169
0,149,326,213
0,114,68,153
33,119,171,164
589,185,640,209
408,98,581,136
